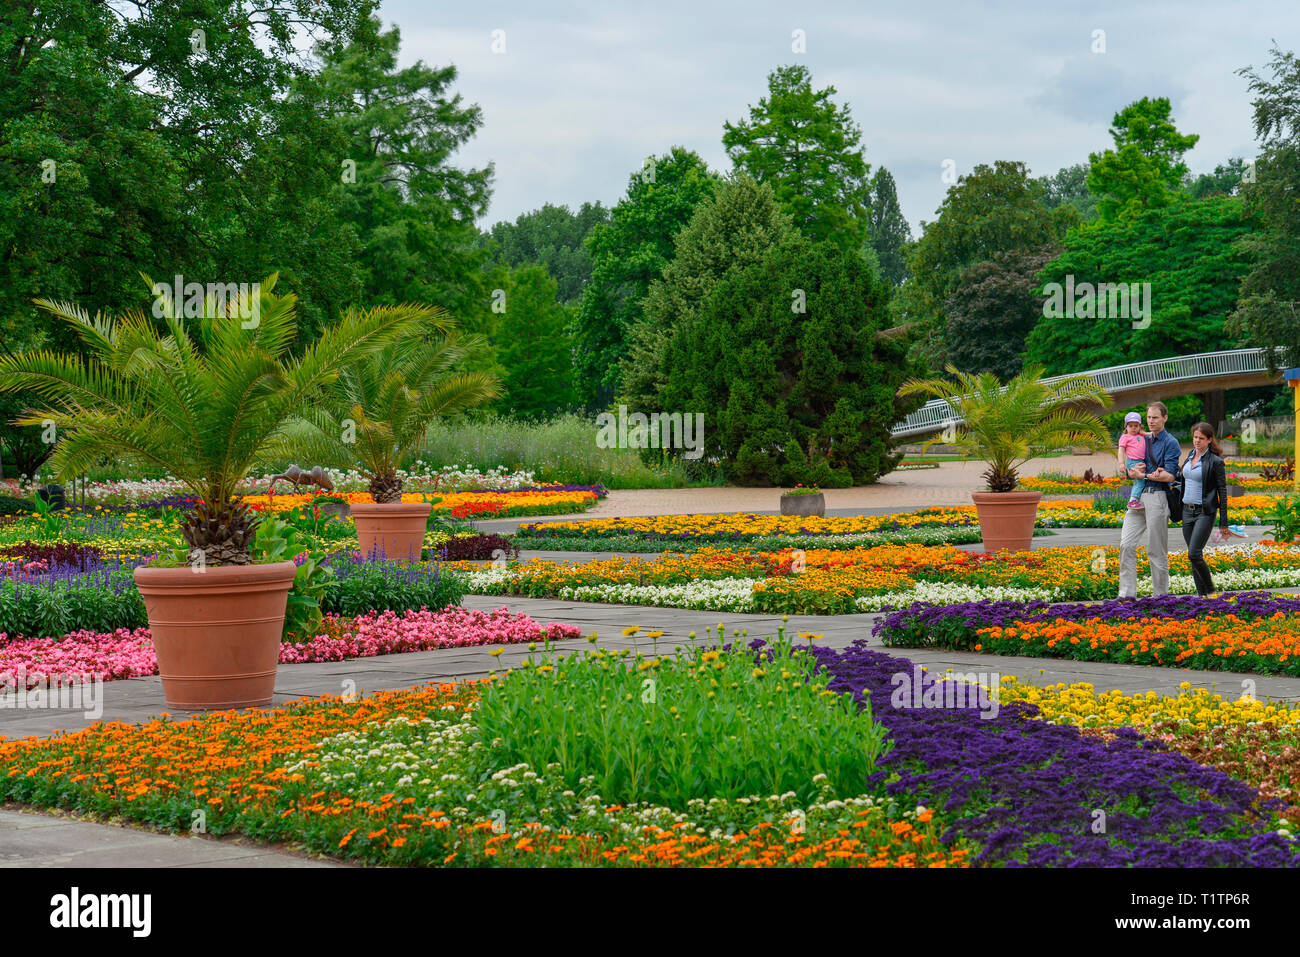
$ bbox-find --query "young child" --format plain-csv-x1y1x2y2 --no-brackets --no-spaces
1117,412,1148,509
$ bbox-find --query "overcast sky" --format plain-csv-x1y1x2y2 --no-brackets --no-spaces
378,0,1294,234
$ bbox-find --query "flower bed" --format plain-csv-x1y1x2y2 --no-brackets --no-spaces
516,497,1279,546
239,487,604,518
0,635,969,868
1,607,579,688
461,542,1300,615
874,592,1300,675
4,630,1297,866
1020,475,1292,494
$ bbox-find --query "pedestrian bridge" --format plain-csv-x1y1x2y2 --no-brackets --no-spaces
891,348,1282,438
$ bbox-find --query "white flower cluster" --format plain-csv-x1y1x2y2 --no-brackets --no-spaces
855,582,1062,611
558,579,758,612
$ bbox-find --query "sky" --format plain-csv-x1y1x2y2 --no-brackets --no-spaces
377,0,1296,234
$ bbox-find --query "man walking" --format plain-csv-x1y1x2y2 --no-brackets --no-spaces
1118,401,1180,598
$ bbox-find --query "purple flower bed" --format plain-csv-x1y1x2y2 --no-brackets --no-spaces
801,639,1300,866
873,592,1300,649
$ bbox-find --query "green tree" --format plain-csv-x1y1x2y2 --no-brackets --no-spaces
1087,96,1200,221
867,168,911,285
892,161,1075,369
569,147,718,409
945,246,1061,381
620,174,795,414
1228,47,1300,372
1023,196,1252,374
723,65,871,254
661,235,921,486
493,266,577,419
317,16,493,324
1037,163,1099,222
1185,158,1248,199
483,202,610,304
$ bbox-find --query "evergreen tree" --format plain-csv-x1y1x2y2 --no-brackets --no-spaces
723,65,871,254
483,202,610,304
620,174,795,414
661,235,921,486
866,167,911,285
492,265,576,419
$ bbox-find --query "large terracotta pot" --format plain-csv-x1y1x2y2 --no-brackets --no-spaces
970,490,1042,554
133,561,296,711
350,501,432,561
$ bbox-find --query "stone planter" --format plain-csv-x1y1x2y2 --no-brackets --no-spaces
318,502,351,518
971,490,1042,554
780,492,825,517
350,501,432,561
134,561,296,711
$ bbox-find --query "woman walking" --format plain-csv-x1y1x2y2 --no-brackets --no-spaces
1180,422,1235,596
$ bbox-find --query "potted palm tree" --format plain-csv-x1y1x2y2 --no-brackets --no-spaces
275,315,500,561
0,276,427,710
899,364,1111,552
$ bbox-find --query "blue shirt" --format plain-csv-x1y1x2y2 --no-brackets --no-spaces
1144,429,1180,488
1182,454,1203,504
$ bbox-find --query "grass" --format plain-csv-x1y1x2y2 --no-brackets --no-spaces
418,414,721,489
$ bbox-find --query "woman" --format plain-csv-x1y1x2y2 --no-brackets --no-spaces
1180,422,1234,596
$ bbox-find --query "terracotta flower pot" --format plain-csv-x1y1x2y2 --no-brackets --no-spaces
350,501,433,561
133,561,296,711
970,490,1042,554
780,493,825,517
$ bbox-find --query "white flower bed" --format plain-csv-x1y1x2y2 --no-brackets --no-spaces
557,579,758,612
854,583,1064,612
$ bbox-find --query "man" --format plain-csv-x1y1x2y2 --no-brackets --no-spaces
1118,401,1180,598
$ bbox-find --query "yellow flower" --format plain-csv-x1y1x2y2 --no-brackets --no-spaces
622,627,640,637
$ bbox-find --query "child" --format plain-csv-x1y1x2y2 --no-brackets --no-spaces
1117,412,1148,509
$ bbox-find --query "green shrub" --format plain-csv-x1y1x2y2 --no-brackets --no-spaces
0,495,34,516
471,628,891,808
322,557,465,618
0,571,146,639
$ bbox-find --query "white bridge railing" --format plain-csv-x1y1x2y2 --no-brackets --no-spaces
891,348,1277,438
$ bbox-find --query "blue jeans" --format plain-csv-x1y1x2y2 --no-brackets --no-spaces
1126,458,1146,499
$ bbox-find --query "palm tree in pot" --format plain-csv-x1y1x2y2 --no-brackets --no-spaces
272,311,500,561
0,275,428,710
899,364,1111,552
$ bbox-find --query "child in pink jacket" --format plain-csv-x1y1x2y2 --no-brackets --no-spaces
1117,411,1149,509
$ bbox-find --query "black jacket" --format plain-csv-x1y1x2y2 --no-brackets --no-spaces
1179,448,1229,529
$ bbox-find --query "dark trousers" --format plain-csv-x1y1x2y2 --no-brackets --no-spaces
1181,510,1216,595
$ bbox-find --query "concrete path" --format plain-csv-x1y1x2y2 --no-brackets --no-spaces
0,809,343,867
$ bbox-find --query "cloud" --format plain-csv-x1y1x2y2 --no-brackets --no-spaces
1029,55,1191,125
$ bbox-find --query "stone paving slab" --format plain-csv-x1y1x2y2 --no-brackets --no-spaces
0,809,342,868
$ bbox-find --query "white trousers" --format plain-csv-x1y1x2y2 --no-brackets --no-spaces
1118,488,1170,597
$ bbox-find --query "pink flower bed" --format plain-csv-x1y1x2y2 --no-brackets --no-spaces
0,607,582,688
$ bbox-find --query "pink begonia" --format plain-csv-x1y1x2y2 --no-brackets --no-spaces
0,607,581,688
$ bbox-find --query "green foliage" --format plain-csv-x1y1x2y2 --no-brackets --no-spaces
620,173,795,414
251,513,336,640
29,494,64,538
418,414,694,488
945,245,1060,380
1023,197,1252,373
273,307,500,494
482,202,611,304
1037,163,1099,222
492,266,577,418
660,234,920,486
867,168,912,285
0,275,423,562
317,15,493,322
322,559,464,618
0,496,34,516
894,160,1075,369
899,365,1112,490
472,629,891,808
1266,494,1300,544
722,64,872,254
1185,159,1248,199
569,148,719,409
1087,97,1200,222
0,570,145,640
1228,47,1300,372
